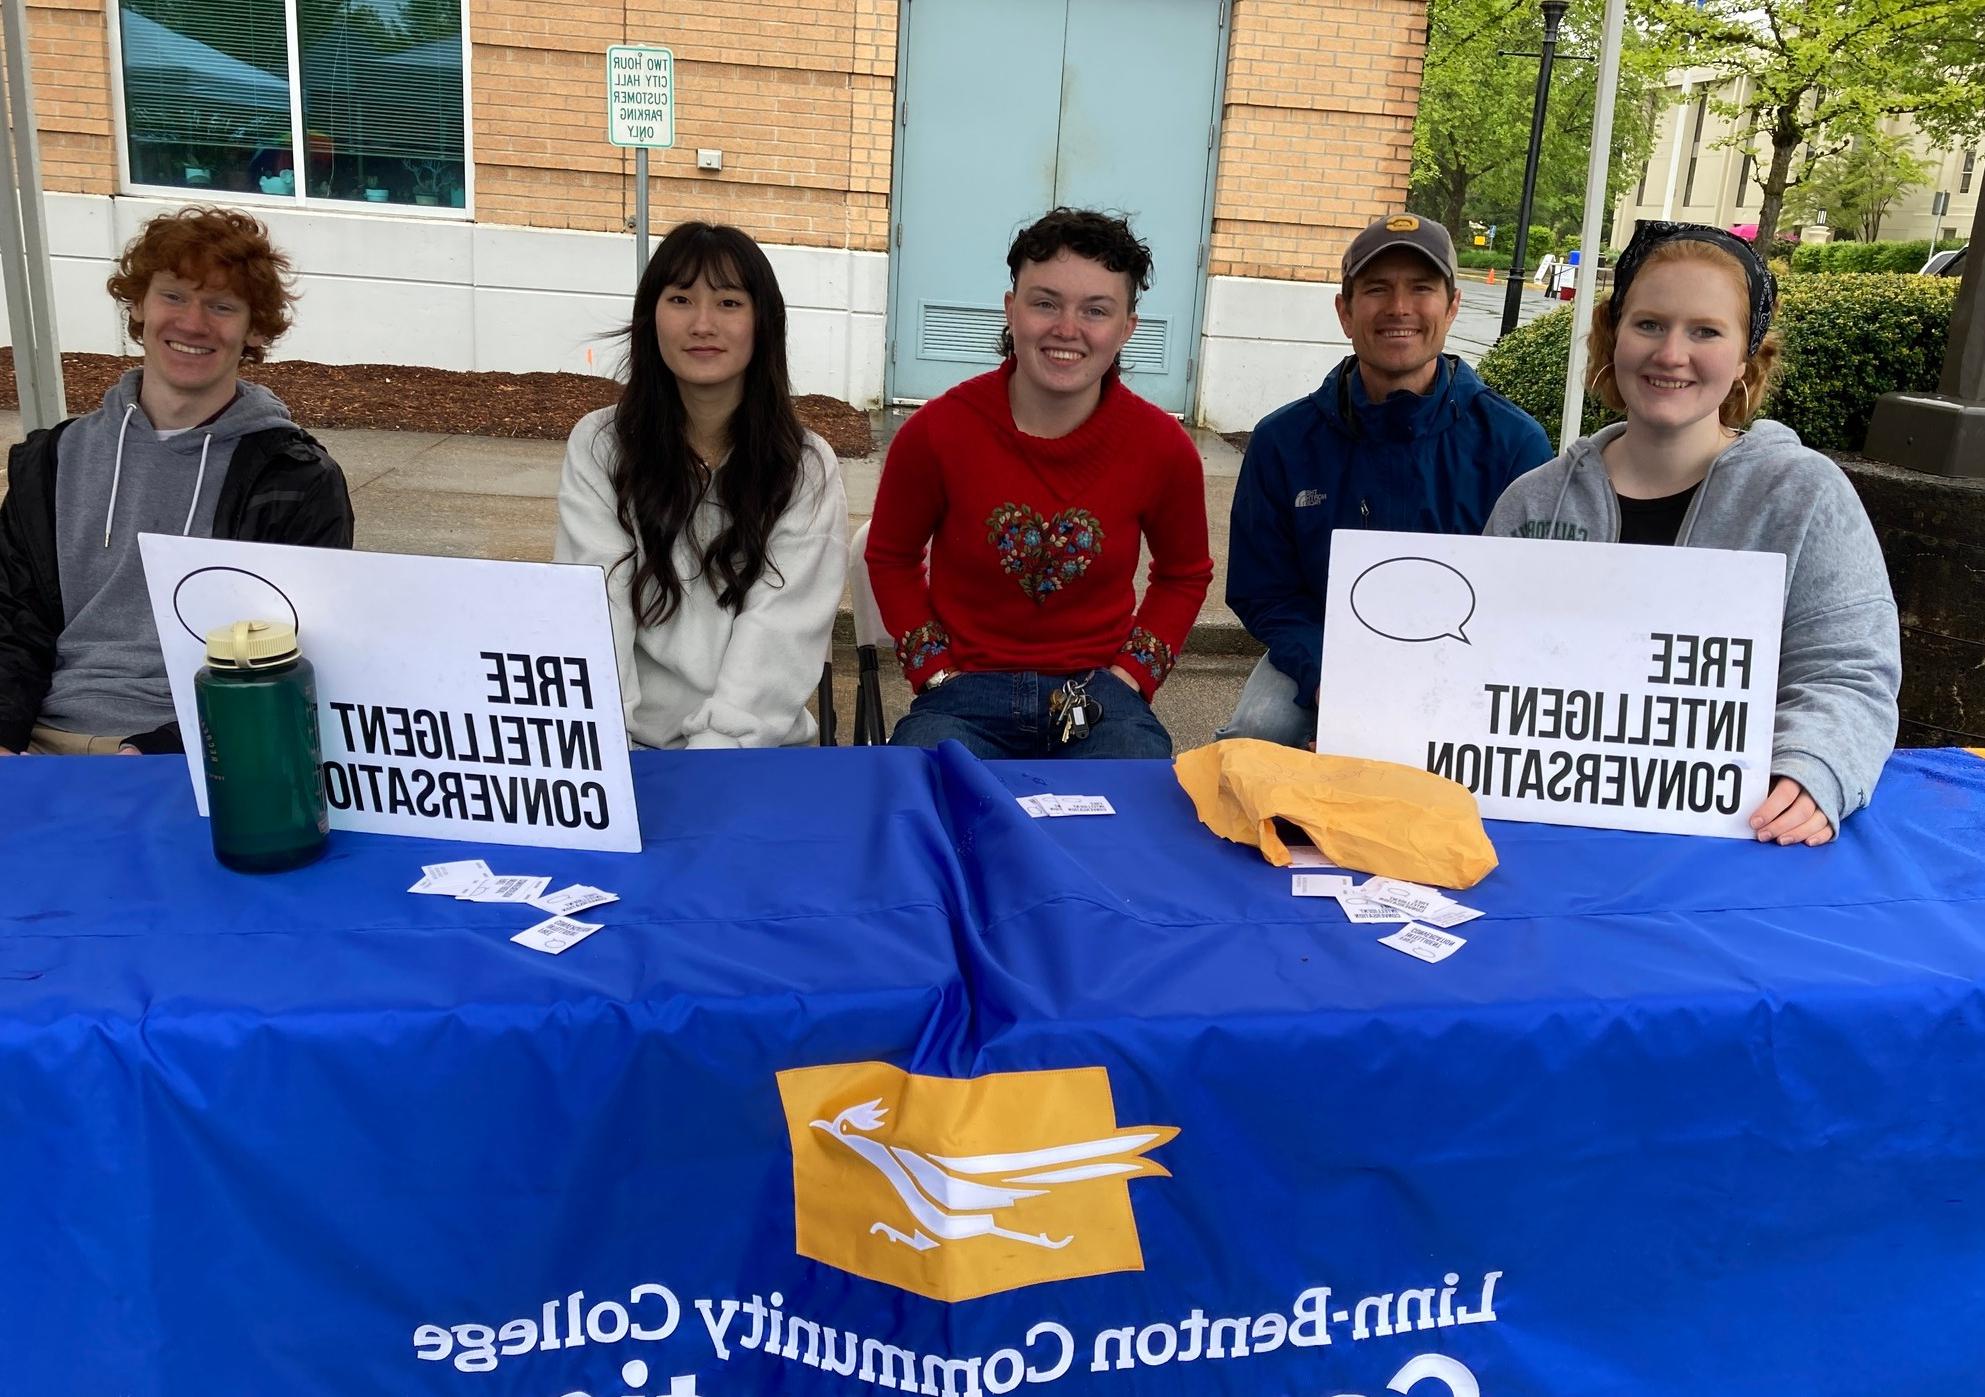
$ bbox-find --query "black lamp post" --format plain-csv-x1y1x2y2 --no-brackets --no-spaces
1501,0,1571,338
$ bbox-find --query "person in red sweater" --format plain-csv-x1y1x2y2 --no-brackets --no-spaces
865,208,1213,759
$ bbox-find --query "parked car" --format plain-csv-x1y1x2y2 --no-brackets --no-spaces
1921,246,1968,276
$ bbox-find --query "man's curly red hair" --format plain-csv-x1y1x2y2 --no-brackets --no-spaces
105,206,296,362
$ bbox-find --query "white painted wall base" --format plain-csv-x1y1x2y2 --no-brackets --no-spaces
7,194,889,408
1195,274,1350,433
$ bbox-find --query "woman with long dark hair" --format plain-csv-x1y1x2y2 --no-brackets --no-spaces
555,222,847,748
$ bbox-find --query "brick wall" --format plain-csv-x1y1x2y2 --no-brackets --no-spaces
10,0,116,195
1212,0,1425,282
12,0,1421,281
13,0,896,251
473,0,896,251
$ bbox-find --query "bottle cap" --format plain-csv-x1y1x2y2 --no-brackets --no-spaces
204,619,300,669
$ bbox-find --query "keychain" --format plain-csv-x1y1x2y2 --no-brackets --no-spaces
1051,677,1103,746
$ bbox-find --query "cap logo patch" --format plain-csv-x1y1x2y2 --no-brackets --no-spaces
1385,215,1420,232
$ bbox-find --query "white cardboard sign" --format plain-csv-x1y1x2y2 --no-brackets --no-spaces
139,536,641,853
1317,530,1785,839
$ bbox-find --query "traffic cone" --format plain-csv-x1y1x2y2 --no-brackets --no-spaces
1486,266,1496,285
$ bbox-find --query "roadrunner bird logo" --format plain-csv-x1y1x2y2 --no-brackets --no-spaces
810,1097,1174,1253
779,1062,1178,1301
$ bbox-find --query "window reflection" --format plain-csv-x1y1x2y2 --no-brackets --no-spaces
117,0,465,209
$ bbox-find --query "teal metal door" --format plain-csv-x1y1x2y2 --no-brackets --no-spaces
888,0,1226,413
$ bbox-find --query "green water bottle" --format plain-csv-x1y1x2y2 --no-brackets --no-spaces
196,619,329,873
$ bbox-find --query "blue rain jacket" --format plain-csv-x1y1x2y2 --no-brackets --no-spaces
1226,354,1553,706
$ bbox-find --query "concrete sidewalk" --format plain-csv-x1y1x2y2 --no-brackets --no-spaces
1,408,1267,749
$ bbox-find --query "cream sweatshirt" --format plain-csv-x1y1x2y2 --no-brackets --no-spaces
554,407,848,749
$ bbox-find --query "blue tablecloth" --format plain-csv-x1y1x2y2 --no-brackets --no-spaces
3,745,1983,1396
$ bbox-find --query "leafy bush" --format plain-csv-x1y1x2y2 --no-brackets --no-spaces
1787,239,1934,275
1456,247,1503,269
1475,273,1957,451
1489,223,1552,256
1837,242,1886,273
1878,239,1933,273
1474,303,1618,443
1770,272,1956,449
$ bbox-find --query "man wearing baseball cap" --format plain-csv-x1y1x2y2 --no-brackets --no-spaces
1218,212,1553,747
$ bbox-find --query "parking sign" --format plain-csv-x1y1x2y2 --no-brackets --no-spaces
607,45,675,148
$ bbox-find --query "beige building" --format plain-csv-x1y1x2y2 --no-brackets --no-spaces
1,0,1428,428
1613,68,1979,251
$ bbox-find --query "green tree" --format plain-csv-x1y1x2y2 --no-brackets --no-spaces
1783,130,1932,241
1645,0,1985,248
1411,0,1668,253
1410,0,1536,237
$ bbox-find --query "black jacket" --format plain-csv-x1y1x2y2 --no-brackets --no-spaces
0,420,354,753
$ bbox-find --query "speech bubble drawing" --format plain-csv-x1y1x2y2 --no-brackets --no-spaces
1349,556,1477,644
170,566,300,645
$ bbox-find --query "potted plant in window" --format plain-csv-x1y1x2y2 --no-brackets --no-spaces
407,159,446,207
362,172,390,203
182,150,215,187
179,112,251,188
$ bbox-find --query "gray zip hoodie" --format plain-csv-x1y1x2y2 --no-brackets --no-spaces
1485,419,1901,832
40,370,301,738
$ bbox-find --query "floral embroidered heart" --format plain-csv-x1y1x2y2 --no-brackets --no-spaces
984,503,1105,603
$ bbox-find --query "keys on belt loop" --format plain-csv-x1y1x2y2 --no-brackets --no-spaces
1051,676,1103,746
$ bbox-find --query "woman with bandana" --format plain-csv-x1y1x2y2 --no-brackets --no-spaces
1486,221,1900,846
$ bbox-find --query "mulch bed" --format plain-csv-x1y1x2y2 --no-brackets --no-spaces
0,349,875,458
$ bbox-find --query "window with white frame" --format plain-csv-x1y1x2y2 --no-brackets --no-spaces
115,0,467,209
1681,94,1708,207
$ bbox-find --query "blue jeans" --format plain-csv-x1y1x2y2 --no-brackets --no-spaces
889,670,1172,760
1213,654,1315,748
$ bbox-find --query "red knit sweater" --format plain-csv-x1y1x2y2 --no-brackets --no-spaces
865,362,1213,700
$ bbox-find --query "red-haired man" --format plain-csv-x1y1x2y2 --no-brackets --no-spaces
0,206,352,756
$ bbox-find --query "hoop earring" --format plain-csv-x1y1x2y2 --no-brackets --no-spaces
1728,377,1758,425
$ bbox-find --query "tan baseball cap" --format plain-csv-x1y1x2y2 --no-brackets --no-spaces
1342,213,1457,285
